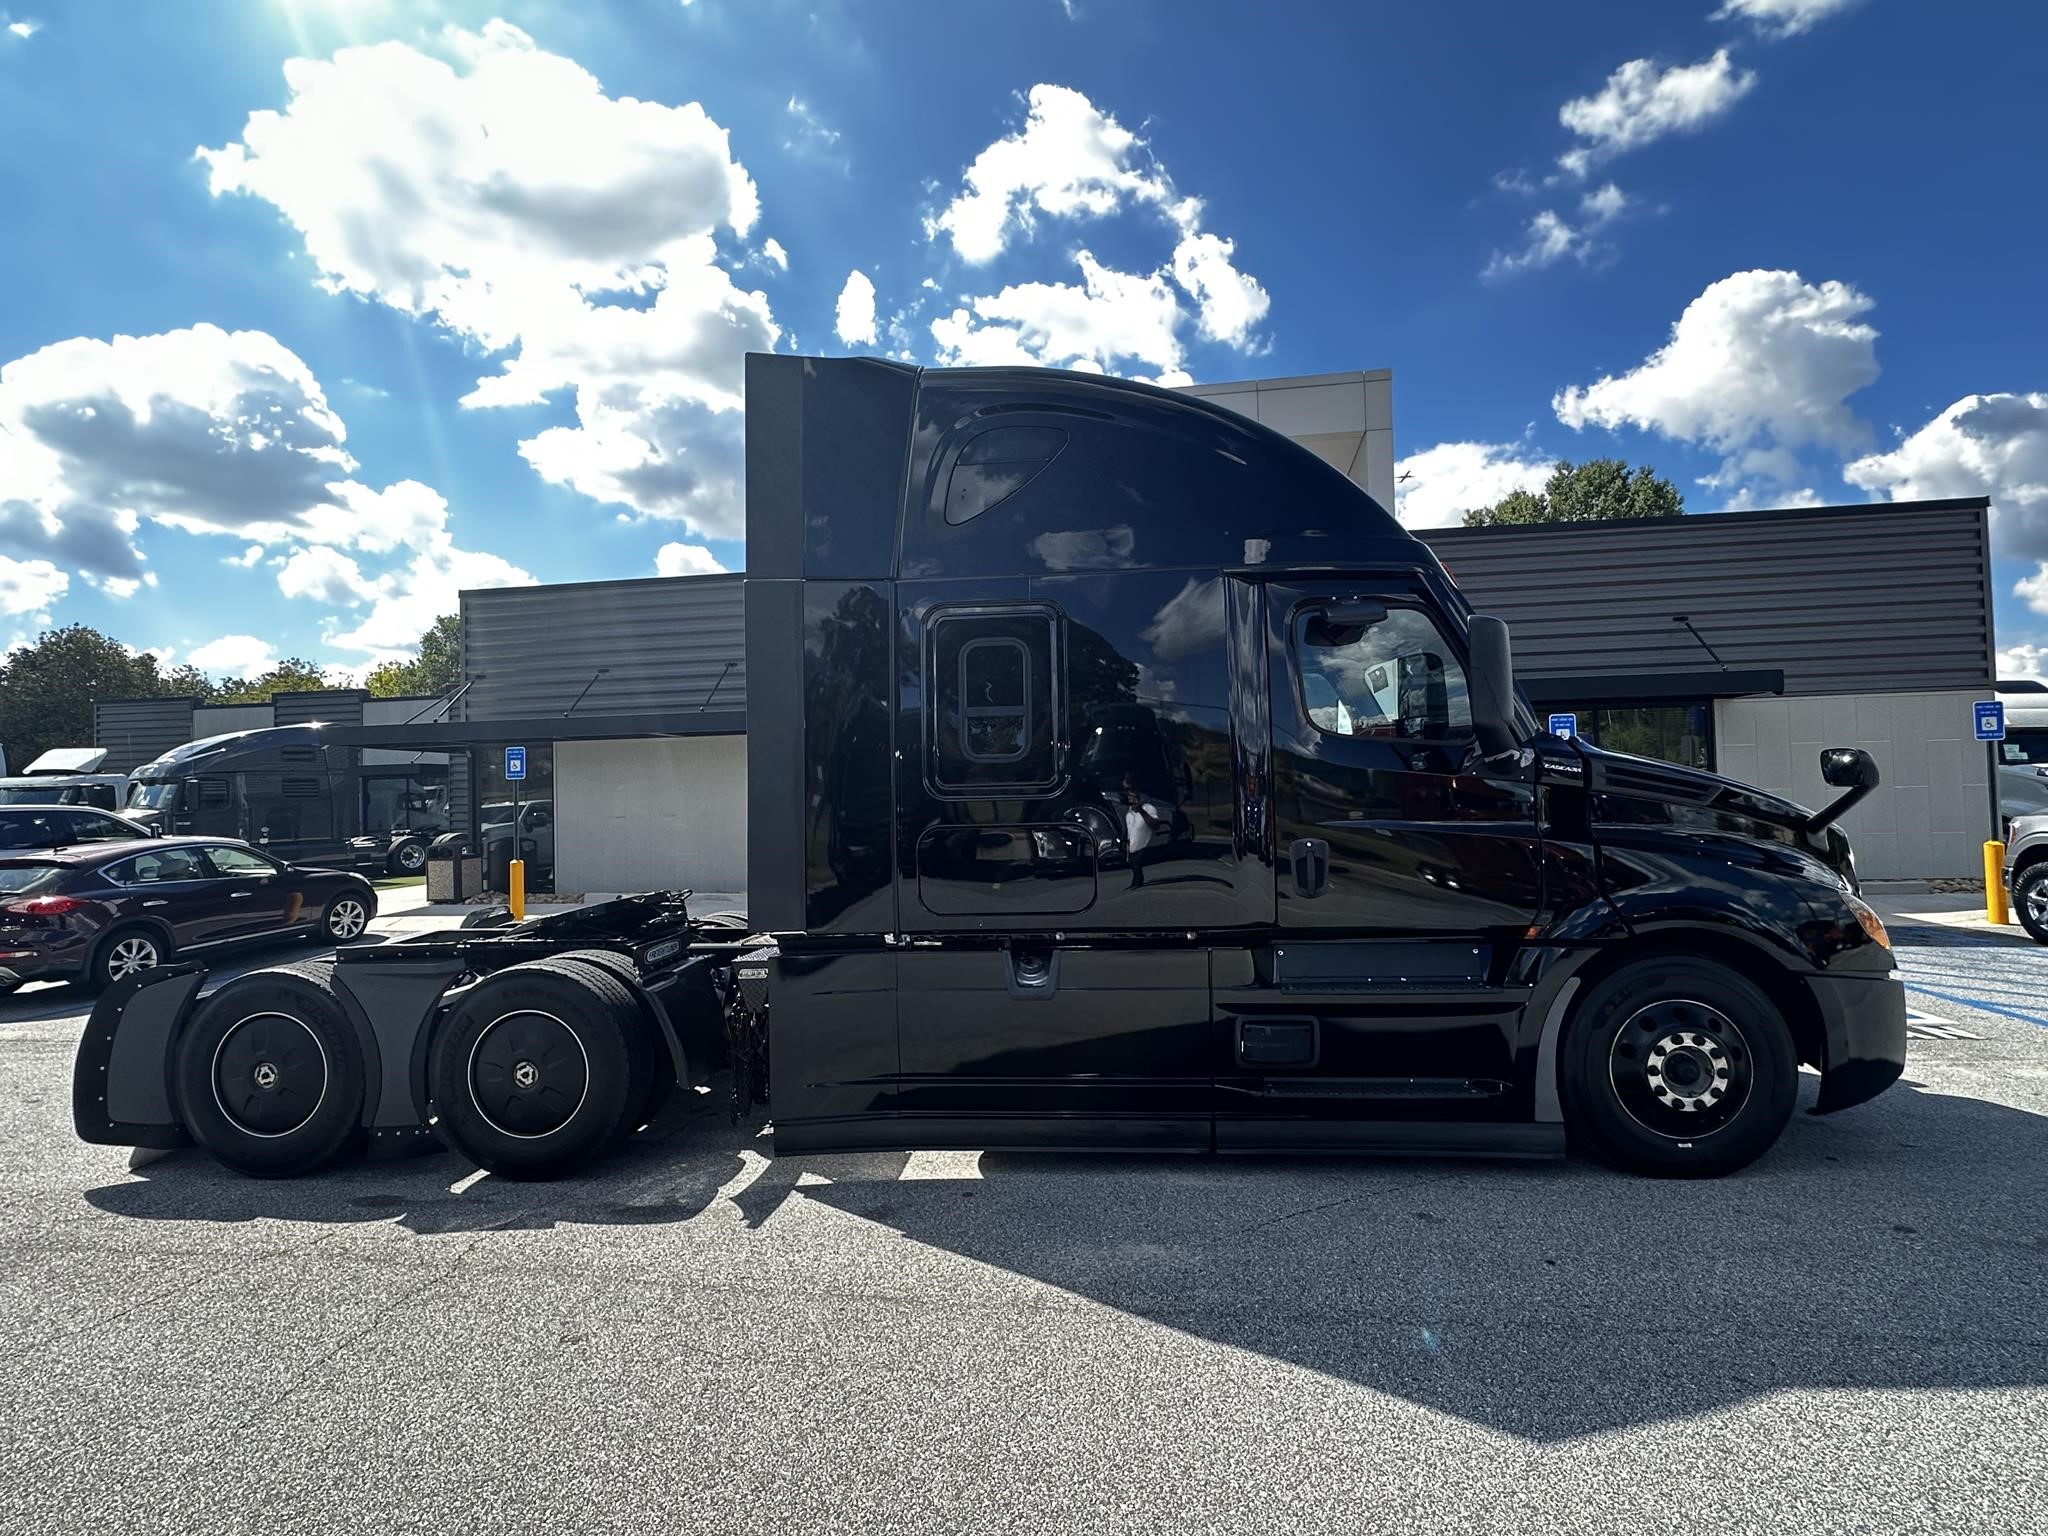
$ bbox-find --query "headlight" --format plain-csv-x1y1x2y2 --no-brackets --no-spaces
1844,893,1890,950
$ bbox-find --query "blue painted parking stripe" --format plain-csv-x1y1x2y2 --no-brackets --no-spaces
1901,980,2048,1031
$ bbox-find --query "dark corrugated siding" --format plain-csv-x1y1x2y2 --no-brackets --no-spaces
459,575,746,721
1418,501,1993,695
93,698,197,774
272,690,366,728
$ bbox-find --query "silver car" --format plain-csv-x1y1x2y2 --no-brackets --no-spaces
2006,812,2048,944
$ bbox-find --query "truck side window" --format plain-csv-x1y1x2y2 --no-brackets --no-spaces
1294,603,1471,742
927,606,1062,792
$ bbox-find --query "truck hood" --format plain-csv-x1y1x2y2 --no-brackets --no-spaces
1574,740,1859,887
1576,742,1817,831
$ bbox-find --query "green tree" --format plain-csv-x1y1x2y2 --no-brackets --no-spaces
364,614,461,698
0,625,191,765
212,658,335,705
1463,458,1685,526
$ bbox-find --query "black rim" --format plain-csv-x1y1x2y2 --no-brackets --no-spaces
1606,997,1753,1139
212,1013,329,1137
468,1010,589,1138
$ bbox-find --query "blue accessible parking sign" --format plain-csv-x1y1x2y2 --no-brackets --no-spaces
1973,701,2005,741
504,745,527,780
1547,712,1578,739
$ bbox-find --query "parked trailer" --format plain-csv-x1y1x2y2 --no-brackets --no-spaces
75,353,1908,1181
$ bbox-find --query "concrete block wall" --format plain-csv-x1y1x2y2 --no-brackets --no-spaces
554,735,748,895
1716,689,1992,879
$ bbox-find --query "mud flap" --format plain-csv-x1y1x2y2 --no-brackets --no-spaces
72,965,205,1148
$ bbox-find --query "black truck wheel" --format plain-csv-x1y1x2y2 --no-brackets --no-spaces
548,949,682,1134
1559,956,1797,1179
388,838,429,876
428,960,646,1179
2014,863,2048,945
173,961,366,1178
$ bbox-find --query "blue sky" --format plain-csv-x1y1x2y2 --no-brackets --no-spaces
2,0,2045,681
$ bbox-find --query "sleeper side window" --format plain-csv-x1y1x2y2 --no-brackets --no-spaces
927,606,1062,793
1293,602,1472,743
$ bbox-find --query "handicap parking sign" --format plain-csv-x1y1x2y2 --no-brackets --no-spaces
504,745,528,780
1547,712,1577,739
1973,701,2005,742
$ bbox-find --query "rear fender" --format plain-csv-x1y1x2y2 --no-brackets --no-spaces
328,955,468,1135
73,964,205,1148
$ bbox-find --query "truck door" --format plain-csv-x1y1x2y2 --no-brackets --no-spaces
1215,580,1542,1135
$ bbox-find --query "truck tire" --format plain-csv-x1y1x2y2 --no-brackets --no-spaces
1559,956,1798,1179
172,961,366,1178
698,911,750,932
2014,863,2048,945
428,961,643,1180
388,838,429,876
545,950,670,1137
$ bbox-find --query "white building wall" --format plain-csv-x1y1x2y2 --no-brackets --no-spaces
555,735,748,895
1715,690,1992,880
1181,371,1396,509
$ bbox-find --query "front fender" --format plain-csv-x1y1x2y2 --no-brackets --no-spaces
73,964,205,1148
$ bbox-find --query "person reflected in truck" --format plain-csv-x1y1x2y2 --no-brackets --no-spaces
1122,773,1170,888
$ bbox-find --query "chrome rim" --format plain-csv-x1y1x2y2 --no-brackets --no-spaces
1607,998,1753,1140
107,936,159,979
327,898,368,939
2025,880,2048,926
467,1010,590,1140
396,843,426,872
212,1012,329,1138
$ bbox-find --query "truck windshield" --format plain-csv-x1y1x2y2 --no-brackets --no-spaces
128,781,179,810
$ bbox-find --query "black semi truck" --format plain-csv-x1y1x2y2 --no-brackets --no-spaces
74,353,1907,1181
124,725,449,874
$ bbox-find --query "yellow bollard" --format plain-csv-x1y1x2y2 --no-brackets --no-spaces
509,858,526,922
1985,840,2008,926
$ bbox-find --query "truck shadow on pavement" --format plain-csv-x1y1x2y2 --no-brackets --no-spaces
85,1075,2048,1440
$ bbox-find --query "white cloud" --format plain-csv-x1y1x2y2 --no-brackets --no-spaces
3,15,37,40
1713,0,1862,39
930,251,1186,380
188,634,280,678
654,541,725,576
835,269,878,347
200,21,780,536
1169,232,1269,346
784,96,844,163
1844,393,2048,562
228,544,264,568
762,237,788,270
277,545,376,605
1483,184,1634,280
925,84,1266,379
325,523,533,657
0,556,66,618
1556,50,1757,177
2019,571,2048,619
930,84,1175,264
1392,441,1553,529
1554,270,1879,491
0,323,356,578
1999,642,2047,680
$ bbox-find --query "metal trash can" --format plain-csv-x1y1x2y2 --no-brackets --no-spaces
426,832,480,903
485,835,538,895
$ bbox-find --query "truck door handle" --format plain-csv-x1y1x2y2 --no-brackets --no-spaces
1289,837,1329,898
229,891,254,899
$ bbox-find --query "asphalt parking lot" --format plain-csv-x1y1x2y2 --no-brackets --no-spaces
3,918,2045,1535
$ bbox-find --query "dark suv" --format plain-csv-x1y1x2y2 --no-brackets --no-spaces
0,838,378,993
